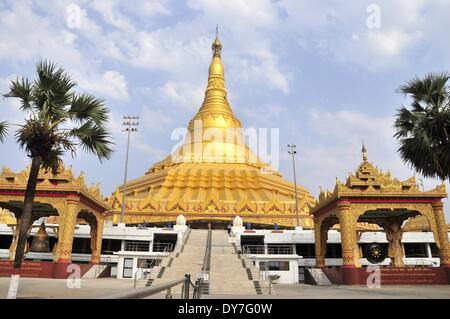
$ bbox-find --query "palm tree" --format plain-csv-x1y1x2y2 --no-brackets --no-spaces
2,60,114,268
394,72,450,180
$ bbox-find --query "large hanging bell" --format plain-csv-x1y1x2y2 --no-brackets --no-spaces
30,222,50,253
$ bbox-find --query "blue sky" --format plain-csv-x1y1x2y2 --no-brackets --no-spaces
1,0,450,218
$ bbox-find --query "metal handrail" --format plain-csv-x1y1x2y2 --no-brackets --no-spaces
100,275,189,299
241,246,272,295
202,230,212,273
94,256,112,278
259,264,273,295
152,242,174,253
242,244,294,255
303,260,322,284
133,258,160,288
124,241,151,252
133,245,172,288
192,278,204,299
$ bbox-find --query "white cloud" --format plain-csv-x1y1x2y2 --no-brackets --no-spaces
279,0,450,71
141,106,173,132
294,108,450,218
126,0,171,17
0,1,130,102
98,70,129,101
157,81,204,111
90,0,135,32
365,29,423,57
187,0,280,28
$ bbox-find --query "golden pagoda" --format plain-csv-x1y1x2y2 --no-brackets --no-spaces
108,31,315,228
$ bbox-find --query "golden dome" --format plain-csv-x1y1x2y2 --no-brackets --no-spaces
114,30,315,228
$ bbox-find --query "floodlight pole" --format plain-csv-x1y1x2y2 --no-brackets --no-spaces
120,116,139,224
288,144,299,228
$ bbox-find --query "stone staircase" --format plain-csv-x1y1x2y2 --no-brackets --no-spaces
142,229,208,293
82,264,109,279
306,268,332,285
209,230,273,295
239,253,274,295
136,229,272,296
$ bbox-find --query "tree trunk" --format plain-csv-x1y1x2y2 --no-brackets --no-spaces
13,156,42,268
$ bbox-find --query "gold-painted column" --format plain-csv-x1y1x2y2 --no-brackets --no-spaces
337,201,358,268
90,217,104,264
314,218,326,268
432,202,450,266
56,199,79,263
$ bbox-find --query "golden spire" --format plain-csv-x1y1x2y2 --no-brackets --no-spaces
188,26,239,125
166,27,264,167
362,139,368,162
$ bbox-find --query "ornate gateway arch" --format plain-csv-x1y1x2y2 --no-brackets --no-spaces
0,164,111,265
310,145,450,284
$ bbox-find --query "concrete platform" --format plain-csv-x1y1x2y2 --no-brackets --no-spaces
0,278,449,299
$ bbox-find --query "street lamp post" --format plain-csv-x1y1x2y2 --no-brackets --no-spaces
120,116,139,225
287,144,299,228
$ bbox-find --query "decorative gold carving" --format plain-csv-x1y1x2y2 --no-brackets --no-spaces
0,164,110,263
432,202,450,265
384,218,405,267
337,202,359,267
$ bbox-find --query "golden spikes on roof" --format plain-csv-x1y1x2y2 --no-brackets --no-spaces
0,164,107,203
316,145,446,205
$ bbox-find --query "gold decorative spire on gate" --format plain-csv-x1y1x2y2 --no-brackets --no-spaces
362,139,368,162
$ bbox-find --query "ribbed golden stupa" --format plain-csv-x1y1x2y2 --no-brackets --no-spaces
108,31,315,228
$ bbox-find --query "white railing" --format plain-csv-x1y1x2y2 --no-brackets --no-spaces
152,243,174,253
242,246,272,295
94,256,112,278
303,259,322,284
133,245,172,288
242,244,295,255
124,241,150,252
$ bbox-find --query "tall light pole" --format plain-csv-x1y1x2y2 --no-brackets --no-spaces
120,116,139,224
287,144,299,228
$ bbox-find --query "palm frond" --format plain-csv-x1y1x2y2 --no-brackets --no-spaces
69,93,109,125
400,73,449,109
3,77,33,111
0,121,8,142
70,121,114,161
394,72,450,180
32,60,76,120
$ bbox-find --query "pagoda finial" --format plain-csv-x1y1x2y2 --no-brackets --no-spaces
361,139,368,162
212,24,222,57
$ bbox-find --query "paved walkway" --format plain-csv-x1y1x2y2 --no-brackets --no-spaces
0,277,135,299
205,284,450,299
0,277,449,299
